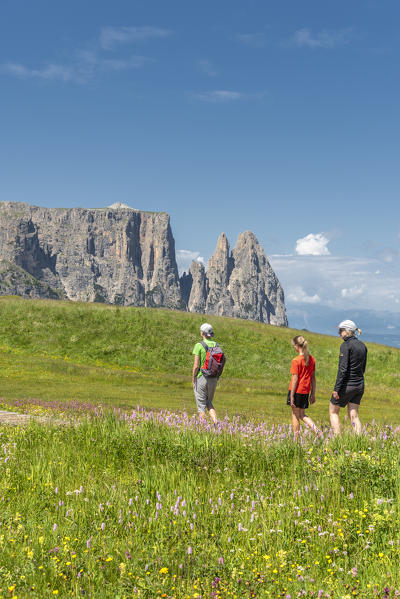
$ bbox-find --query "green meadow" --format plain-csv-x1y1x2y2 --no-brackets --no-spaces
0,296,399,424
1,414,400,598
1,297,400,599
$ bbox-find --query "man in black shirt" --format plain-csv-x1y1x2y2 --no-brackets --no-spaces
329,319,367,435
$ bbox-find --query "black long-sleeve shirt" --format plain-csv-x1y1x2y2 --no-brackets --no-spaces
334,336,367,393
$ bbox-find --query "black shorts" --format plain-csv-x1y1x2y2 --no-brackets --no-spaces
330,388,364,408
287,391,309,409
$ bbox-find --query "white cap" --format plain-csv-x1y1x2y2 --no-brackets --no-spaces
338,319,357,332
200,323,214,337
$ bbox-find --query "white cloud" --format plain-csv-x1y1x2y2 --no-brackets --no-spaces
292,28,352,49
295,233,330,256
100,56,149,71
197,60,218,77
1,26,164,84
194,90,266,103
1,51,149,84
176,250,205,274
2,62,75,82
341,285,365,298
380,247,398,263
269,253,400,314
99,26,172,49
287,286,321,304
235,32,266,48
194,90,244,102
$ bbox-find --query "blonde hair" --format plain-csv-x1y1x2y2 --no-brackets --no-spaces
343,328,362,338
292,335,310,366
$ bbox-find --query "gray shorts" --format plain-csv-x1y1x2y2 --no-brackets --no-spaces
194,374,218,412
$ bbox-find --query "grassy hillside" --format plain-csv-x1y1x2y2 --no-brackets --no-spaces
0,296,399,424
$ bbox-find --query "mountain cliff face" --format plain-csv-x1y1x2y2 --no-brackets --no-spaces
0,201,287,326
0,202,182,309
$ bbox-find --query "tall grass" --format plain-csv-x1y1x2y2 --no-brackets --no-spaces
0,414,399,598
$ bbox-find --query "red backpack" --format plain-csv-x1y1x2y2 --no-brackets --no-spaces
200,341,226,378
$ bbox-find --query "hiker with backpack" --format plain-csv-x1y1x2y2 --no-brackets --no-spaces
192,323,225,424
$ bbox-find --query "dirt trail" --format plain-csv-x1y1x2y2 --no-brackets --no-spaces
0,409,66,426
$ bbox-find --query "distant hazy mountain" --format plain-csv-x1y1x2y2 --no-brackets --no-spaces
287,303,400,348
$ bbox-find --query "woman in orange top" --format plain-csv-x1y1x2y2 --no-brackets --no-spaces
287,335,320,439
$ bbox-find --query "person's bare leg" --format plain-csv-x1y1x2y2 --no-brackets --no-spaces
199,411,207,422
329,403,341,436
291,408,301,439
302,414,320,435
208,408,217,424
348,403,362,435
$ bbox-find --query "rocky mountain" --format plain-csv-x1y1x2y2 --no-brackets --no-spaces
0,201,287,325
0,201,182,309
0,259,62,300
183,231,288,326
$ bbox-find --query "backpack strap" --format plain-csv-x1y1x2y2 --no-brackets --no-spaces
201,341,210,351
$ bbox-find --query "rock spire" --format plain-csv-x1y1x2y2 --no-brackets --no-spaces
183,230,287,326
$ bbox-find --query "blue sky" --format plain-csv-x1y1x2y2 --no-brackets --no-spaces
1,0,399,325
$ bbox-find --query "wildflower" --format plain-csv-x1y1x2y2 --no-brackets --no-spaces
188,546,193,555
218,556,224,564
53,524,57,531
159,567,168,574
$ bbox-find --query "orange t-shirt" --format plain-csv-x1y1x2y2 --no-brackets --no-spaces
288,354,315,394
